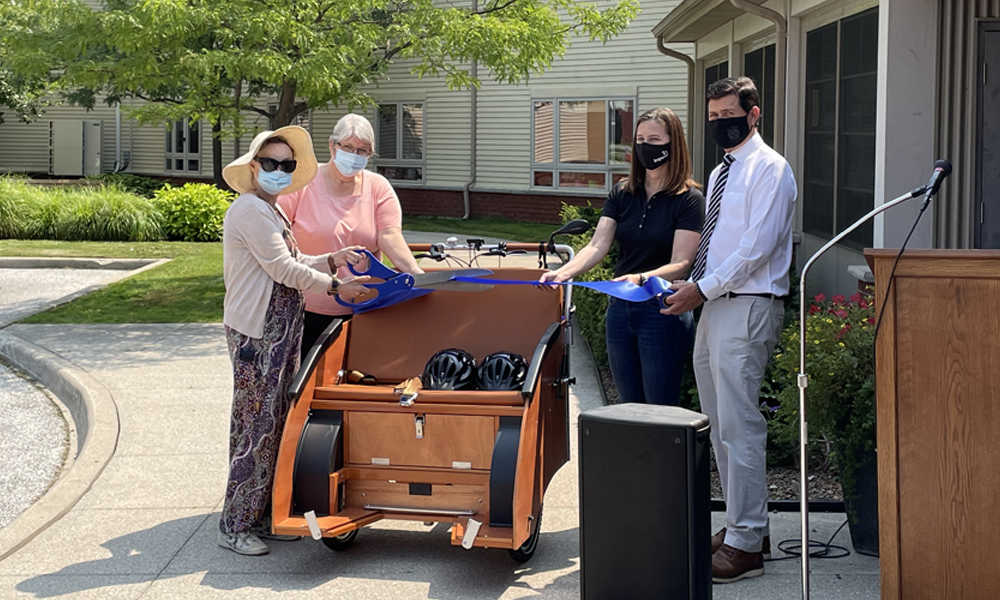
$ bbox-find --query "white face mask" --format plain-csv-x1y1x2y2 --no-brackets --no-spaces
257,169,293,195
333,148,369,177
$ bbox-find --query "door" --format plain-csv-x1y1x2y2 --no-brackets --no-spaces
50,120,84,176
83,120,102,175
977,23,1000,248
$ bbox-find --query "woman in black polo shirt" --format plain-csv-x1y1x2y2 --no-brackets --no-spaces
540,107,704,405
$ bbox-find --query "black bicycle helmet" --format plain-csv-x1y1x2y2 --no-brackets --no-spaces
422,348,477,390
477,352,528,391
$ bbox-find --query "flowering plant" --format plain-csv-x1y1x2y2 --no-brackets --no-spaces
770,293,876,498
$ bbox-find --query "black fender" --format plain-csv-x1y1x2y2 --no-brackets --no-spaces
292,409,344,516
288,318,344,404
489,416,522,528
520,321,562,402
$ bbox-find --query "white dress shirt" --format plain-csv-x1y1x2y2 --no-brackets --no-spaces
696,133,797,300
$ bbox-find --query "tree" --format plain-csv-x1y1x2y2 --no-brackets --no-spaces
2,0,638,181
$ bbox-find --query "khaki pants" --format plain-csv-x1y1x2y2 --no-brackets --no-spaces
694,295,784,553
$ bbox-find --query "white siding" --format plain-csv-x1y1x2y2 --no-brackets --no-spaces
476,0,690,193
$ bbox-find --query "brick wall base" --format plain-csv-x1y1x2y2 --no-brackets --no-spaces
397,188,604,224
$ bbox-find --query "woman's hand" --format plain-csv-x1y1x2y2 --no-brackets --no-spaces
538,270,571,287
329,246,369,271
337,275,371,301
612,273,643,285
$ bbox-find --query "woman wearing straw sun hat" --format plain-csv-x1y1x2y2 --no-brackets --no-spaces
218,125,369,556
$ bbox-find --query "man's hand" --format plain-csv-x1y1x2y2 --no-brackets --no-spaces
661,281,704,315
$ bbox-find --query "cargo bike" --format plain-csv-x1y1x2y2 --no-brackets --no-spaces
269,221,590,561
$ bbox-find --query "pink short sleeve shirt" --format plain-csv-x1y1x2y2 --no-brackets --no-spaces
278,168,403,315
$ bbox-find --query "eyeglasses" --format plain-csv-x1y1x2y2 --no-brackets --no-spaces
335,142,373,158
255,157,298,173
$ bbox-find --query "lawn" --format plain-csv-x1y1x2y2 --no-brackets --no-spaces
1,217,562,324
1,240,224,323
401,216,557,244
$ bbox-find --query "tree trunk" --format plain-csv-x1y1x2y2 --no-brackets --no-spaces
212,120,227,189
272,80,299,128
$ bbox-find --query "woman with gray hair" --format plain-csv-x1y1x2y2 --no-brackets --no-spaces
278,113,423,358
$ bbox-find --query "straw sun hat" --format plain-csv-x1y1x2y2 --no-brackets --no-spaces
223,125,318,195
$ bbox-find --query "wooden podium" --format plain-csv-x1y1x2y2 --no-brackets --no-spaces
866,250,1000,600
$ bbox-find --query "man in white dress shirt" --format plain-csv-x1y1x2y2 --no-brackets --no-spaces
663,76,796,583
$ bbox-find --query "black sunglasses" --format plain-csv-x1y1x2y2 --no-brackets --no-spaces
255,157,298,173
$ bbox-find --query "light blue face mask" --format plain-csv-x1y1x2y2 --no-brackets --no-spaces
334,148,369,177
257,169,293,195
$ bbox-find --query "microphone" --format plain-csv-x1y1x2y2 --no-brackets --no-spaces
920,159,953,210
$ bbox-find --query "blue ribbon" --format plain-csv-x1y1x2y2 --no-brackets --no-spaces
453,275,676,308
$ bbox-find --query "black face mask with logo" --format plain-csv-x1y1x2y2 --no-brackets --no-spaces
708,115,752,149
636,142,672,170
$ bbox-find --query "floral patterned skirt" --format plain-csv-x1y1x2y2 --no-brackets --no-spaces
220,281,304,534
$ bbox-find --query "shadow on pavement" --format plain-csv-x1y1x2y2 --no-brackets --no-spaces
15,514,580,599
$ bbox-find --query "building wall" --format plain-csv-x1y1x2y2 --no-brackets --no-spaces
934,0,1000,250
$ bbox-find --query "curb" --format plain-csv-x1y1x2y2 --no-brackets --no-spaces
0,257,162,270
0,331,119,561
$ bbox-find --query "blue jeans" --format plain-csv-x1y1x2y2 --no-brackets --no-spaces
605,297,694,405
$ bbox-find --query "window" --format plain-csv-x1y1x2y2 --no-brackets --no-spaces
744,44,776,148
803,8,878,249
531,98,634,192
375,102,424,182
703,61,729,184
164,120,200,173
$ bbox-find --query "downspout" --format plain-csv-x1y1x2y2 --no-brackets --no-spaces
462,63,477,219
656,37,695,148
113,102,122,172
728,0,786,154
462,0,478,220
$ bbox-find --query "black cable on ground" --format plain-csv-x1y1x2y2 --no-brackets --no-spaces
767,519,852,561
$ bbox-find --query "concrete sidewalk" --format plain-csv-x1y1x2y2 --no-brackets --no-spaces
0,321,878,599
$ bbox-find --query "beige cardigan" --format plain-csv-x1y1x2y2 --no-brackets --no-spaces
223,193,333,338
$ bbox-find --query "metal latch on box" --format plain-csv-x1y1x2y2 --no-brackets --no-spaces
414,415,425,439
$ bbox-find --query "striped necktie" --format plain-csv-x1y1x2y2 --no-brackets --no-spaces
690,153,735,282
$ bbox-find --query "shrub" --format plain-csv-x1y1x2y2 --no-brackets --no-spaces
0,177,163,241
153,183,235,242
770,293,876,484
89,173,168,198
50,185,164,241
559,202,615,366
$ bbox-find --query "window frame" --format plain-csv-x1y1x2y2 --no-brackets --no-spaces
164,120,201,174
374,101,426,184
802,7,879,250
529,96,637,194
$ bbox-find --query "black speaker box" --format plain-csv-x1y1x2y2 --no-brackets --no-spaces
579,404,712,600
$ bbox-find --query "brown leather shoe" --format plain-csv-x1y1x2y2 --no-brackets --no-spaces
711,527,771,559
712,543,764,583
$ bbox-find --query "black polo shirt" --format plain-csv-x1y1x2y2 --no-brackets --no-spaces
601,182,705,278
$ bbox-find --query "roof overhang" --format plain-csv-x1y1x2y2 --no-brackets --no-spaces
652,0,769,43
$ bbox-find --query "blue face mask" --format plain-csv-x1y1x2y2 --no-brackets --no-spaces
257,169,293,195
334,148,369,177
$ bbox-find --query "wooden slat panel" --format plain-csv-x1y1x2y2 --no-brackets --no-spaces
309,400,525,417
344,479,486,515
341,466,489,486
451,518,514,549
348,412,495,469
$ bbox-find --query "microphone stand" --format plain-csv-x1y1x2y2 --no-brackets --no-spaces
796,184,925,600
